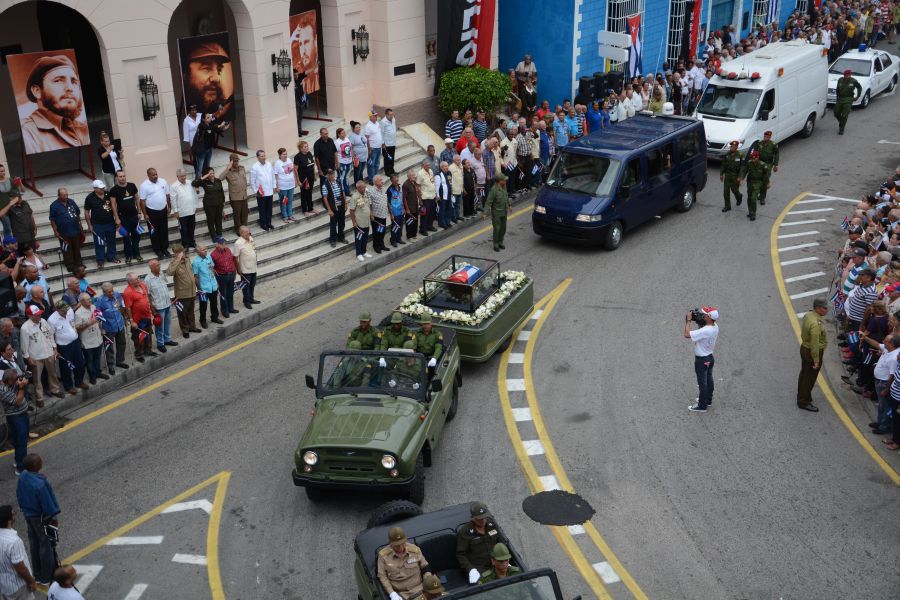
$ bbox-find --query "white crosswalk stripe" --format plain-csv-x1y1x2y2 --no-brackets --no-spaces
784,272,825,283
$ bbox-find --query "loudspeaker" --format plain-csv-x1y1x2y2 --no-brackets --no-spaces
593,72,608,97
606,71,623,93
0,273,14,318
578,76,595,99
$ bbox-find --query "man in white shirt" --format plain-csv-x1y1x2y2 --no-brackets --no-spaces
170,169,198,248
138,168,171,259
47,565,85,600
0,505,37,599
48,302,88,394
249,150,275,232
182,104,201,170
19,306,61,404
861,332,900,434
380,109,397,177
684,306,719,412
364,111,383,183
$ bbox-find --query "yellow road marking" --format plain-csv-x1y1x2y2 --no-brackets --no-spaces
10,206,534,455
770,192,900,486
521,281,648,600
65,471,231,599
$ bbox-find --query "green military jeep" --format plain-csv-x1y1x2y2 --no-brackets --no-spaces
292,335,461,504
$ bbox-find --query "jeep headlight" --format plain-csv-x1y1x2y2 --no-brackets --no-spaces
303,451,318,466
381,454,397,469
534,204,546,214
575,214,602,222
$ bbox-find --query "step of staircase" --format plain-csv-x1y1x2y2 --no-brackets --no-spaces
30,128,433,294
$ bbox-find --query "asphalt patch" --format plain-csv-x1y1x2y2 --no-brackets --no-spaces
522,490,595,526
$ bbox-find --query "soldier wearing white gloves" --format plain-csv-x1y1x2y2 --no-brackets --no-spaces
456,501,504,584
377,526,430,600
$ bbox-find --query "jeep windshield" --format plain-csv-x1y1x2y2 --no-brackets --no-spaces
697,84,762,119
546,152,619,196
319,351,426,399
446,570,563,600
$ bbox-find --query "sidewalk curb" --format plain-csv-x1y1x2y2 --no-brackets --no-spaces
33,190,537,427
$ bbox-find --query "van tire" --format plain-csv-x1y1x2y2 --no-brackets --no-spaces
860,90,870,109
367,499,423,528
602,221,623,251
676,186,696,213
799,113,816,138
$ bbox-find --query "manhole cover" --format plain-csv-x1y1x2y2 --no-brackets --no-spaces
522,490,595,526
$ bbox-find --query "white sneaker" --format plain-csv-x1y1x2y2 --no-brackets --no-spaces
357,255,365,262
364,253,373,258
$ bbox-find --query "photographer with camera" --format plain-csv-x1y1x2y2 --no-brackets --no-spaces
684,306,719,413
0,369,30,474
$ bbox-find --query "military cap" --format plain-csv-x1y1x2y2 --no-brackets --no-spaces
418,314,432,325
388,526,407,544
749,150,760,158
402,340,417,350
843,68,852,76
348,340,362,350
390,312,403,324
490,542,511,560
422,573,444,594
359,311,371,321
729,140,739,146
470,501,490,518
763,130,773,137
26,55,78,103
495,173,508,181
187,42,231,64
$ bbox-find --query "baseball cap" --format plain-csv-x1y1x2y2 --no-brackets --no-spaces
92,179,106,190
388,527,406,544
213,236,226,244
26,305,43,317
2,236,15,245
852,247,868,257
701,306,720,320
444,137,454,144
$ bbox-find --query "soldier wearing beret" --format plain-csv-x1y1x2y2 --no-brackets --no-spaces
347,311,382,349
20,55,89,154
415,314,444,369
457,501,504,584
834,69,862,135
720,140,743,213
377,526,430,600
380,312,415,350
740,150,767,222
754,130,778,205
478,543,521,584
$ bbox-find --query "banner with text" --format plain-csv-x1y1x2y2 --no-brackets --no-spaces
435,0,496,90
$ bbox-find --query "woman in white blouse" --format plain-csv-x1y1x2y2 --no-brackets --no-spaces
273,147,297,224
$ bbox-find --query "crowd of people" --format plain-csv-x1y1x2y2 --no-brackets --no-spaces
803,167,900,452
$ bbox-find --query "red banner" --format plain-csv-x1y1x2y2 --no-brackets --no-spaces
474,0,496,69
688,0,703,60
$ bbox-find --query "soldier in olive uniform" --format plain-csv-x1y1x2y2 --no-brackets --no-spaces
391,340,423,387
415,314,444,370
334,340,374,387
720,140,743,213
457,502,504,584
377,526,431,600
834,68,862,135
483,173,511,252
347,311,382,349
740,150,767,221
755,130,779,205
381,312,415,350
478,543,522,584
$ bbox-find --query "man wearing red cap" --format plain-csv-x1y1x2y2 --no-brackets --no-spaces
740,150,767,221
834,68,862,135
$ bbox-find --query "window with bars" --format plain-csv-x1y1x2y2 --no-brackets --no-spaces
752,0,775,27
666,0,689,66
795,0,808,14
607,0,645,72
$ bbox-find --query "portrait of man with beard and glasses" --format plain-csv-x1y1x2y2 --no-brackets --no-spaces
178,32,235,123
9,50,90,155
290,10,321,94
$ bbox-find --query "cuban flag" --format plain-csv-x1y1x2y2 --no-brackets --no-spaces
626,14,643,79
766,0,778,24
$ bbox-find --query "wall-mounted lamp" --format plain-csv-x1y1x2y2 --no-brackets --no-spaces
352,25,369,65
138,75,159,121
272,49,292,93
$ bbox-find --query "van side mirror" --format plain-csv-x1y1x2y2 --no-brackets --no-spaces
305,375,316,389
430,379,443,393
758,109,769,121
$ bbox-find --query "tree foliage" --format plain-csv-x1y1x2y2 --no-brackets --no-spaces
438,66,511,116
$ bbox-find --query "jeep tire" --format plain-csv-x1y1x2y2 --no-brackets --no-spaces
406,454,426,505
446,378,460,422
367,499,424,528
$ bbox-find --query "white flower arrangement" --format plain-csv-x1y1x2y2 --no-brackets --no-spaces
398,269,529,326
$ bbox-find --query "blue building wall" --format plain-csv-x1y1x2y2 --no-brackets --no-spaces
498,0,575,109
576,1,607,91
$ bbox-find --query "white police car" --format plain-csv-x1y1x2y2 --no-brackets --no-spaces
827,46,900,108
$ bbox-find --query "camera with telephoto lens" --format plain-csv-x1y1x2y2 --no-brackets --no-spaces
688,308,707,326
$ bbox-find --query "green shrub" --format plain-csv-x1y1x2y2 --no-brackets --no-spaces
438,66,511,116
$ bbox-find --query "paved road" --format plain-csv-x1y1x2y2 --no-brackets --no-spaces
1,92,898,600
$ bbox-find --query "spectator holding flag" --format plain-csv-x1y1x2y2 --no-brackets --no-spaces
47,301,88,394
144,259,177,353
72,293,105,384
122,272,157,363
211,236,238,317
166,245,199,338
192,244,222,328
95,282,129,374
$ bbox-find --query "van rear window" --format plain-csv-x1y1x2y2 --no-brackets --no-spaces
547,153,620,196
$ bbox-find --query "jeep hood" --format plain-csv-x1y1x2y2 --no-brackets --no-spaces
300,395,424,452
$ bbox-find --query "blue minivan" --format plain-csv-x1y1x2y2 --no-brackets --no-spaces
532,114,707,249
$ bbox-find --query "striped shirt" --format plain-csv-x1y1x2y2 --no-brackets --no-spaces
472,119,488,142
845,283,877,321
0,528,29,596
445,119,463,142
890,360,900,400
842,265,863,294
575,112,585,137
321,179,345,209
482,150,496,181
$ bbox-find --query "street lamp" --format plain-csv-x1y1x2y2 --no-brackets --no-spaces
138,75,159,121
272,49,292,93
352,25,369,65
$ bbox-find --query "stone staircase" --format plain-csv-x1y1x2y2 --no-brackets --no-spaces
21,124,431,294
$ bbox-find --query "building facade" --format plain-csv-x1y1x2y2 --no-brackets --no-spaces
500,0,801,105
0,0,497,188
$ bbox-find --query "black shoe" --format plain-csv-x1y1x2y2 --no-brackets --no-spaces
869,421,880,428
163,251,172,258
330,241,336,248
736,198,742,206
841,375,853,384
190,328,202,333
339,238,349,244
420,231,429,236
383,246,390,252
147,351,159,357
89,378,96,385
398,240,406,245
375,248,382,254
250,300,260,304
200,321,208,329
230,309,240,315
183,332,190,339
760,199,766,205
245,304,253,310
429,227,438,232
749,215,756,221
839,130,844,135
798,404,819,412
211,319,224,324
136,356,145,363
165,341,178,347
391,242,397,248
722,207,731,212
157,346,167,353
499,243,506,249
116,363,129,369
493,245,499,252
97,373,110,380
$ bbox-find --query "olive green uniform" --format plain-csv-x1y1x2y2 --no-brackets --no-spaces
740,159,767,219
393,358,422,382
478,565,522,584
755,139,779,204
456,521,503,573
347,325,382,350
721,150,743,210
381,326,414,350
834,77,862,134
484,184,510,250
415,328,444,359
334,356,373,387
